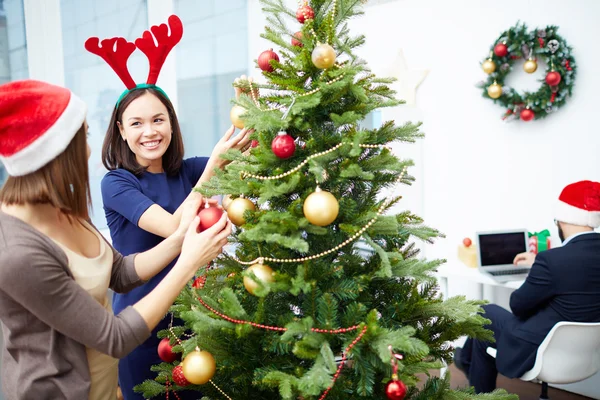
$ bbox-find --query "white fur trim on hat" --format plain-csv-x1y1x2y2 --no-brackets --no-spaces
555,199,600,228
0,93,87,177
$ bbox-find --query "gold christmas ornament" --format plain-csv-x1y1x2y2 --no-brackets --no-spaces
303,186,339,226
482,59,496,74
487,82,502,99
311,43,336,69
181,349,216,385
243,263,274,295
229,105,246,129
227,197,256,226
523,58,538,73
221,195,233,210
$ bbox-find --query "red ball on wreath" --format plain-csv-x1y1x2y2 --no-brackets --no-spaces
250,139,259,148
291,31,304,47
258,49,279,72
296,4,314,23
385,378,407,400
158,338,178,363
198,206,223,232
520,108,535,122
271,131,296,159
172,365,190,387
545,71,561,86
493,43,508,57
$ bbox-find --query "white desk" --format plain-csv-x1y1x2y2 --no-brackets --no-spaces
435,262,524,302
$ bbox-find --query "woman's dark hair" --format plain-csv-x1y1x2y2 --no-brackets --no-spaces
101,88,184,176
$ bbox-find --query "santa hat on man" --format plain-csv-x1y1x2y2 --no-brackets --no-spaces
555,180,600,228
0,79,86,177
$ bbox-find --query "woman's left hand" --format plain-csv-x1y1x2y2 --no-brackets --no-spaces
207,125,253,169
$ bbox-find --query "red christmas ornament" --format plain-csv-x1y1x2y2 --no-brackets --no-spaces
158,338,178,363
192,276,206,289
172,365,190,387
296,4,314,23
271,131,296,159
198,206,224,232
520,108,535,122
291,31,304,47
250,139,259,148
385,379,407,400
545,71,561,86
258,49,279,72
463,237,472,247
493,43,508,57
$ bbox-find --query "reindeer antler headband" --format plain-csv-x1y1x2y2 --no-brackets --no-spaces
84,15,183,107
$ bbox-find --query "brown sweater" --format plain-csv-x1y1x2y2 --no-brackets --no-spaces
0,211,151,399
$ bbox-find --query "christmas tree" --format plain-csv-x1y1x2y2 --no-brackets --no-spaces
138,1,518,399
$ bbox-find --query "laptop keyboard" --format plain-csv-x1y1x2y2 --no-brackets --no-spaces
488,268,530,276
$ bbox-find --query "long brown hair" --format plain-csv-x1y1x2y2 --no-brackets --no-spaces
101,88,184,176
0,124,91,220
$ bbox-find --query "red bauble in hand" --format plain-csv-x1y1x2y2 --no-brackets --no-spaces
385,379,407,400
172,365,190,387
520,108,535,122
258,49,279,72
296,4,314,23
494,43,508,57
198,206,223,232
271,131,296,159
158,338,178,363
463,237,472,247
545,71,561,86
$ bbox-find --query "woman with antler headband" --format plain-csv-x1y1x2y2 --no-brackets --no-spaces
85,15,252,399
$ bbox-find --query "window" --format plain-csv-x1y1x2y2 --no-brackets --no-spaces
0,0,28,186
174,0,248,157
61,0,148,228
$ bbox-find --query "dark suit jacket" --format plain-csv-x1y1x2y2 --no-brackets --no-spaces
496,232,600,378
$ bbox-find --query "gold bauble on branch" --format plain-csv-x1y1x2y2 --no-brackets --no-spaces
487,82,502,99
482,59,496,74
229,105,246,129
227,197,256,226
523,58,538,73
221,195,233,211
181,349,216,385
303,186,339,227
311,43,336,69
243,263,275,295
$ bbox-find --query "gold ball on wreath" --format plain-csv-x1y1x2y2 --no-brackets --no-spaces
311,43,336,69
227,197,256,226
303,187,339,226
243,263,274,295
523,58,538,74
230,105,246,129
487,82,502,99
181,349,216,385
482,59,496,74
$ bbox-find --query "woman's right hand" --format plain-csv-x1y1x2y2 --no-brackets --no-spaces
178,212,231,272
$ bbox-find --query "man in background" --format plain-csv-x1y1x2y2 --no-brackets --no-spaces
454,180,600,393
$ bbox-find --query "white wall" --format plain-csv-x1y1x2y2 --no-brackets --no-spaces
247,0,600,397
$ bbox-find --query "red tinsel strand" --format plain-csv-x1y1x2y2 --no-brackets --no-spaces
165,379,183,400
510,55,520,60
538,37,544,48
197,296,360,334
550,93,556,103
501,109,513,120
317,325,368,400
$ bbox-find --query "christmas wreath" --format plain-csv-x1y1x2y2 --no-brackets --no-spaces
478,23,576,122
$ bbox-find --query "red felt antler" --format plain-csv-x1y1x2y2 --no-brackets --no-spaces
84,37,137,89
135,15,183,85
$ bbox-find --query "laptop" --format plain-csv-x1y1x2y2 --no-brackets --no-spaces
476,229,531,282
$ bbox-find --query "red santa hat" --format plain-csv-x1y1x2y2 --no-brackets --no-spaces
0,79,86,177
555,180,600,228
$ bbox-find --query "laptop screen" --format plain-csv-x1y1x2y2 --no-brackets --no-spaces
478,232,528,267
